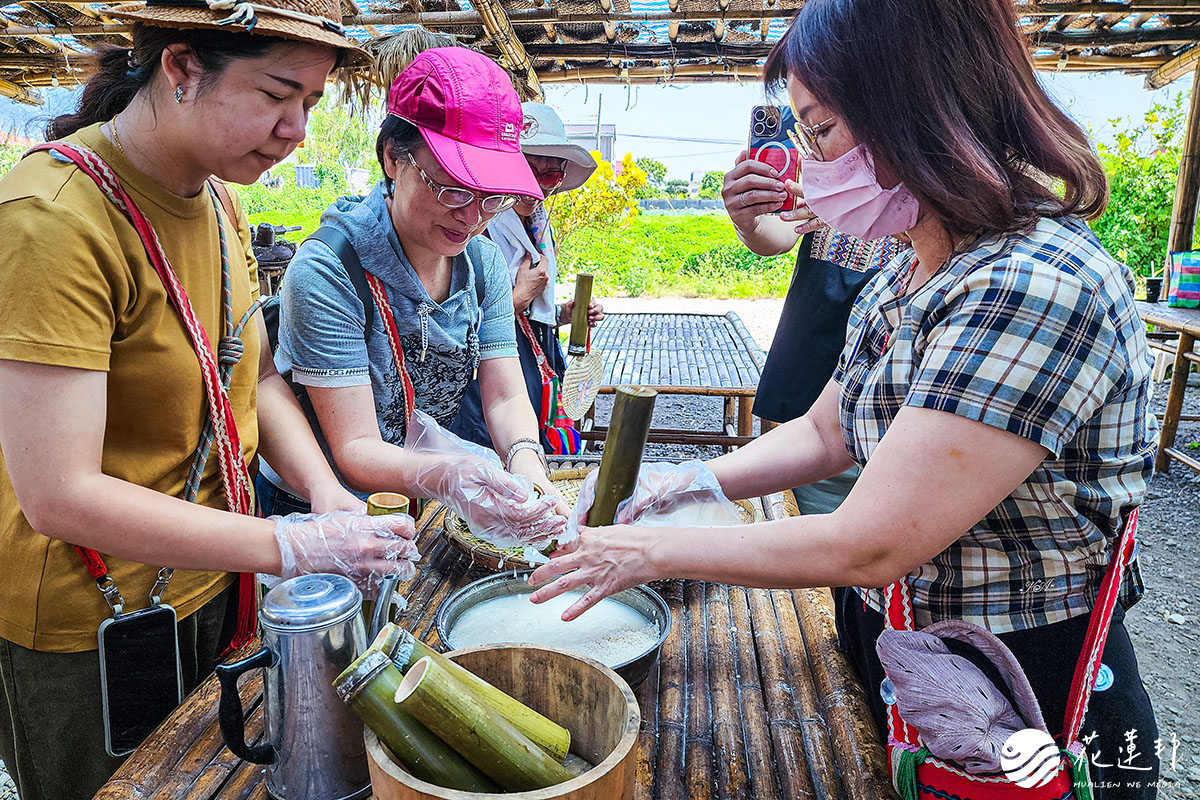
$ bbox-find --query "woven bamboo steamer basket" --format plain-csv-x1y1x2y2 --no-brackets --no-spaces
441,468,760,571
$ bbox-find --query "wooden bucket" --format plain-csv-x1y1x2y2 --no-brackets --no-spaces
366,644,640,800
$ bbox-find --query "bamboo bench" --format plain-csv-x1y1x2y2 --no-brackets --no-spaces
581,311,767,449
94,488,896,800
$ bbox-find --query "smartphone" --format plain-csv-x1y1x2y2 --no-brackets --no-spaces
98,604,184,756
748,105,801,213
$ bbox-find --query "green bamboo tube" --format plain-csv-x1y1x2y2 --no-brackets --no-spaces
587,386,658,526
367,492,410,516
373,624,571,762
334,650,498,792
394,657,575,792
567,273,593,356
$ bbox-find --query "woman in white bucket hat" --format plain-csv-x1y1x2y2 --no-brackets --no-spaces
450,102,605,456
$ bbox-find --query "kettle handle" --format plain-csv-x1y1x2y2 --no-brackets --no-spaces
215,647,278,765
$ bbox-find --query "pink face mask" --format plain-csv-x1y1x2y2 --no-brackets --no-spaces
800,144,919,241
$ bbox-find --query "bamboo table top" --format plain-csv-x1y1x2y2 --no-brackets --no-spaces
590,312,766,396
96,489,896,800
1136,300,1200,338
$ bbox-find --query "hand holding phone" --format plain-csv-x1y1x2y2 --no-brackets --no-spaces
747,105,801,213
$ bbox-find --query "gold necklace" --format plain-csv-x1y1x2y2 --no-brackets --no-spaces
111,115,129,160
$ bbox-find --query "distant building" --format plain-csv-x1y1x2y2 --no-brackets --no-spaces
564,123,616,162
0,132,36,148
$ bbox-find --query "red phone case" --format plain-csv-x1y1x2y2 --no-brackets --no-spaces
748,105,800,213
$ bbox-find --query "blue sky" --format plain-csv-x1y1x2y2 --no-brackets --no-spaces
2,69,1191,181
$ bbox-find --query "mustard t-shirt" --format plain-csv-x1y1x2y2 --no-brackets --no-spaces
0,123,261,653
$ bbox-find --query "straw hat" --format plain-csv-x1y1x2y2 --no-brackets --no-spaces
109,0,370,66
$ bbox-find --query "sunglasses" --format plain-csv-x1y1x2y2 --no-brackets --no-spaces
406,152,523,214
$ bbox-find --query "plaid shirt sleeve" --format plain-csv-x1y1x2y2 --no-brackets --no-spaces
905,254,1126,457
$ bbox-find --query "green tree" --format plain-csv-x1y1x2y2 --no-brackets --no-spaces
634,156,667,199
636,157,667,188
302,91,380,176
663,178,689,198
1091,94,1185,279
698,170,724,200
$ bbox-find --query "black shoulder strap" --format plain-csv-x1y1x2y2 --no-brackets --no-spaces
307,227,374,344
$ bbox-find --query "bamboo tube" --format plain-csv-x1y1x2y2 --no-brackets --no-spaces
334,651,499,792
587,387,658,526
567,273,593,356
368,492,410,516
373,624,571,762
394,657,575,791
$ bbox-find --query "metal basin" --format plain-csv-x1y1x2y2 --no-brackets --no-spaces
435,571,672,691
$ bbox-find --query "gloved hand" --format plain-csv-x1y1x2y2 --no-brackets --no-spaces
273,511,419,596
405,410,566,549
566,460,742,538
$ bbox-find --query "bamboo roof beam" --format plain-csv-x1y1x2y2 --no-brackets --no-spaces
599,0,615,42
341,0,379,37
471,0,543,100
1146,44,1200,87
531,0,558,43
0,75,41,104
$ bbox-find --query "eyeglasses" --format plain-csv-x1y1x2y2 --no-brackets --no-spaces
405,152,521,214
787,115,836,162
527,155,568,193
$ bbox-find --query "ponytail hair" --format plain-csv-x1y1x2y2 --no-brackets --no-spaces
47,45,148,139
48,25,335,140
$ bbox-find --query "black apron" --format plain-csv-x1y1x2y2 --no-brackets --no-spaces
753,232,882,423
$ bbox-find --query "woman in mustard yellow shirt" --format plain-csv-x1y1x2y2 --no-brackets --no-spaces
0,8,417,800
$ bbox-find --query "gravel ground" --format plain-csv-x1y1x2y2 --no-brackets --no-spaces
591,296,1200,798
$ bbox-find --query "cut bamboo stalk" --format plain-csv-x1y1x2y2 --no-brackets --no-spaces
372,624,571,762
394,656,575,791
368,492,410,516
568,273,594,356
333,651,499,792
587,387,658,526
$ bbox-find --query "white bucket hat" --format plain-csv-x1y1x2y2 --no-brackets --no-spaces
519,102,598,193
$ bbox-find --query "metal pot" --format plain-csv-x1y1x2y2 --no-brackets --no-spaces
435,571,672,690
215,574,370,800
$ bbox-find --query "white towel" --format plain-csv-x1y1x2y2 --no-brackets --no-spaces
487,207,558,326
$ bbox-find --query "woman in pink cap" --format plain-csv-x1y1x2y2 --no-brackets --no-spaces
262,48,568,545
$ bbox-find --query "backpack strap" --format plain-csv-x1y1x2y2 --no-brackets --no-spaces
307,227,374,344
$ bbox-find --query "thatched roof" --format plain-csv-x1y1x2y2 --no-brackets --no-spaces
1,0,1198,105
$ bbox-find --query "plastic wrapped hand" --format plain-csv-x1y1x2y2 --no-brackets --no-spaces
566,460,741,538
273,511,419,596
405,410,566,549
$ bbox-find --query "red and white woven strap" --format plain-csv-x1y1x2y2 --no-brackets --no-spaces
34,142,253,516
517,314,557,385
883,509,1140,748
364,272,416,431
1062,507,1138,743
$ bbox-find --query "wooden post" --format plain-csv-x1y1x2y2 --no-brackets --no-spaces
1157,331,1196,473
1167,60,1200,256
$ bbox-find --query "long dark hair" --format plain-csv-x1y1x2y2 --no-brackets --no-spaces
763,0,1108,238
49,26,341,139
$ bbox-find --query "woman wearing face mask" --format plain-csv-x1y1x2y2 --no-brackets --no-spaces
531,1,1158,796
262,49,568,541
449,102,604,455
0,11,419,800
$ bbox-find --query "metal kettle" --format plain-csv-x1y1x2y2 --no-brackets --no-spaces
215,574,370,800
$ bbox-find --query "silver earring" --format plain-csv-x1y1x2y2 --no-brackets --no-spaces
174,84,183,104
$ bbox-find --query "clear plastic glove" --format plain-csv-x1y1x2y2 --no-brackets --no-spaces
405,410,566,549
566,460,741,538
273,510,420,596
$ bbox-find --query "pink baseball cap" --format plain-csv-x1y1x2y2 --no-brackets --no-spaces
387,48,543,200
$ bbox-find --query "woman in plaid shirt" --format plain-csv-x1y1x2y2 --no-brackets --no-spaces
532,0,1160,795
